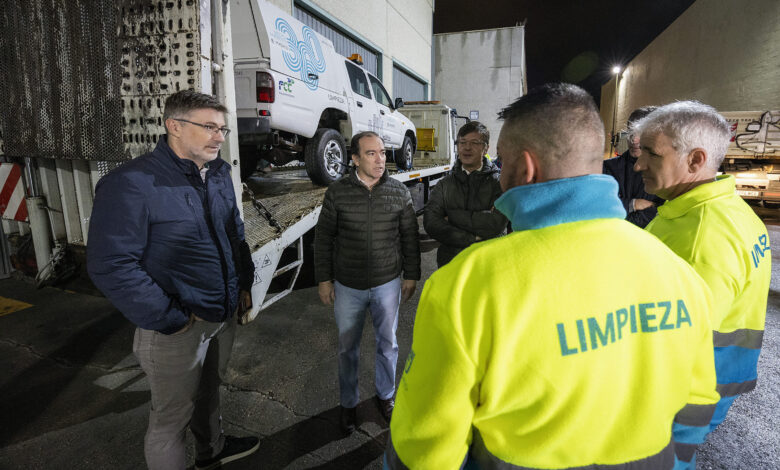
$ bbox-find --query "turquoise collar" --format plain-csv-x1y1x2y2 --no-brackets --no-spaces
495,174,627,231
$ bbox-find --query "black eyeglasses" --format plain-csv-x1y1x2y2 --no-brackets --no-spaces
174,118,231,137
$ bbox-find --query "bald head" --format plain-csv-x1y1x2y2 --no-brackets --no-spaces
497,83,605,182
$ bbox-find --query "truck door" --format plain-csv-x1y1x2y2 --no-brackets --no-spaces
345,60,380,139
368,74,401,148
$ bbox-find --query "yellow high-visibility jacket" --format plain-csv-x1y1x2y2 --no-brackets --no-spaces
647,175,770,400
386,175,719,470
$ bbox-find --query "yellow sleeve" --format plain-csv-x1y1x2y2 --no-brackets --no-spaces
689,261,738,329
386,275,480,469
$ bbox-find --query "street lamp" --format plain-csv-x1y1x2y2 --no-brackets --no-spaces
609,66,622,157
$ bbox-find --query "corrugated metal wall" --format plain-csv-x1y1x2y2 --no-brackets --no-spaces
293,6,379,77
393,66,425,101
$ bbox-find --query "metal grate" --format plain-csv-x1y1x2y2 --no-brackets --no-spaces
0,0,202,162
95,160,125,179
119,0,202,158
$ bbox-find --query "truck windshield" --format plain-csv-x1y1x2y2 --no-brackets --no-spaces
368,75,392,108
345,61,371,99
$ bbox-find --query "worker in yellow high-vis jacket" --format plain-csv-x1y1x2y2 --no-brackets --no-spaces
384,84,720,470
634,101,771,469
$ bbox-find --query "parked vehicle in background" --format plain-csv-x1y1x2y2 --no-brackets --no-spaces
231,0,416,183
719,110,780,206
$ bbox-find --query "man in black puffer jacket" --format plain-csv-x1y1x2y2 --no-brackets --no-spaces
314,131,421,434
424,121,507,267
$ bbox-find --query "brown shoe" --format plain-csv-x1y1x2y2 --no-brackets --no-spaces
376,396,394,422
340,406,357,434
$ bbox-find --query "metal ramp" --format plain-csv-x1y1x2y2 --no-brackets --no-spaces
240,170,326,323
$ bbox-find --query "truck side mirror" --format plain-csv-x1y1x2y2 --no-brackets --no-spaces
394,97,404,109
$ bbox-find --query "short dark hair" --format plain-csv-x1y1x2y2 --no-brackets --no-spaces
163,90,228,132
350,131,382,156
498,83,604,170
457,121,490,145
627,106,657,130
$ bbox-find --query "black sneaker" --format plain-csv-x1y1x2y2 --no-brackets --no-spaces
376,396,394,422
195,435,260,470
340,405,357,435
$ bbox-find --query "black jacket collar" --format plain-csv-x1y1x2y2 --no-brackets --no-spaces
347,167,389,188
453,156,498,180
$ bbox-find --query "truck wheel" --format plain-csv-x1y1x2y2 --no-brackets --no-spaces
394,135,414,170
239,145,260,181
305,128,348,185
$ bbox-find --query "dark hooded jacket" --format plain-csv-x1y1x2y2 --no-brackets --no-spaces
424,156,507,267
314,168,421,290
87,137,254,334
603,150,664,228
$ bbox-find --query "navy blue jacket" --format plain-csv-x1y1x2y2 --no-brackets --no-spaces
87,137,253,334
603,150,664,228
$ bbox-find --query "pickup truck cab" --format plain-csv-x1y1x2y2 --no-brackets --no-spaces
231,0,417,183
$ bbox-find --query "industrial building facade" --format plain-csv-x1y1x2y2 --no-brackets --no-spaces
600,0,780,156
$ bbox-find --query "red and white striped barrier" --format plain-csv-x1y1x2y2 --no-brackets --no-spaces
0,163,29,222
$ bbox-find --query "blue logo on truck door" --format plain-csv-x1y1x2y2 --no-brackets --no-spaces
274,19,326,91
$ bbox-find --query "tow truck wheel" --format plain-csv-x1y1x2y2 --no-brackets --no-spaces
305,128,348,185
394,135,414,170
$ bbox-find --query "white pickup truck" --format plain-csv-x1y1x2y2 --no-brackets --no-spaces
231,0,417,183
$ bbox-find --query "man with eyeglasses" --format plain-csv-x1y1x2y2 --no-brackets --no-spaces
424,121,507,267
88,90,259,470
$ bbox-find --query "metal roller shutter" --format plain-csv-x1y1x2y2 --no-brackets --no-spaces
294,6,379,76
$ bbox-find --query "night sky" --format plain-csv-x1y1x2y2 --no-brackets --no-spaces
433,0,696,106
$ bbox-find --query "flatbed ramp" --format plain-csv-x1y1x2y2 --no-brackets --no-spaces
242,183,326,250
240,169,327,322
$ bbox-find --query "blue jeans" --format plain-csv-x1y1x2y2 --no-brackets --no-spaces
334,277,401,408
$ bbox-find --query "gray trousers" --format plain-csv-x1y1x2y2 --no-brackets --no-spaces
133,318,236,470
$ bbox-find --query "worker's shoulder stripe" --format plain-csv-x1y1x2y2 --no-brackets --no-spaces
469,428,675,469
713,329,763,349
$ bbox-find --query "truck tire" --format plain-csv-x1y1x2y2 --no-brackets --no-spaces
394,135,414,170
239,145,260,181
305,128,348,185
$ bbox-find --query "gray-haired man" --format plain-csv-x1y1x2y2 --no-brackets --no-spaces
634,101,771,469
